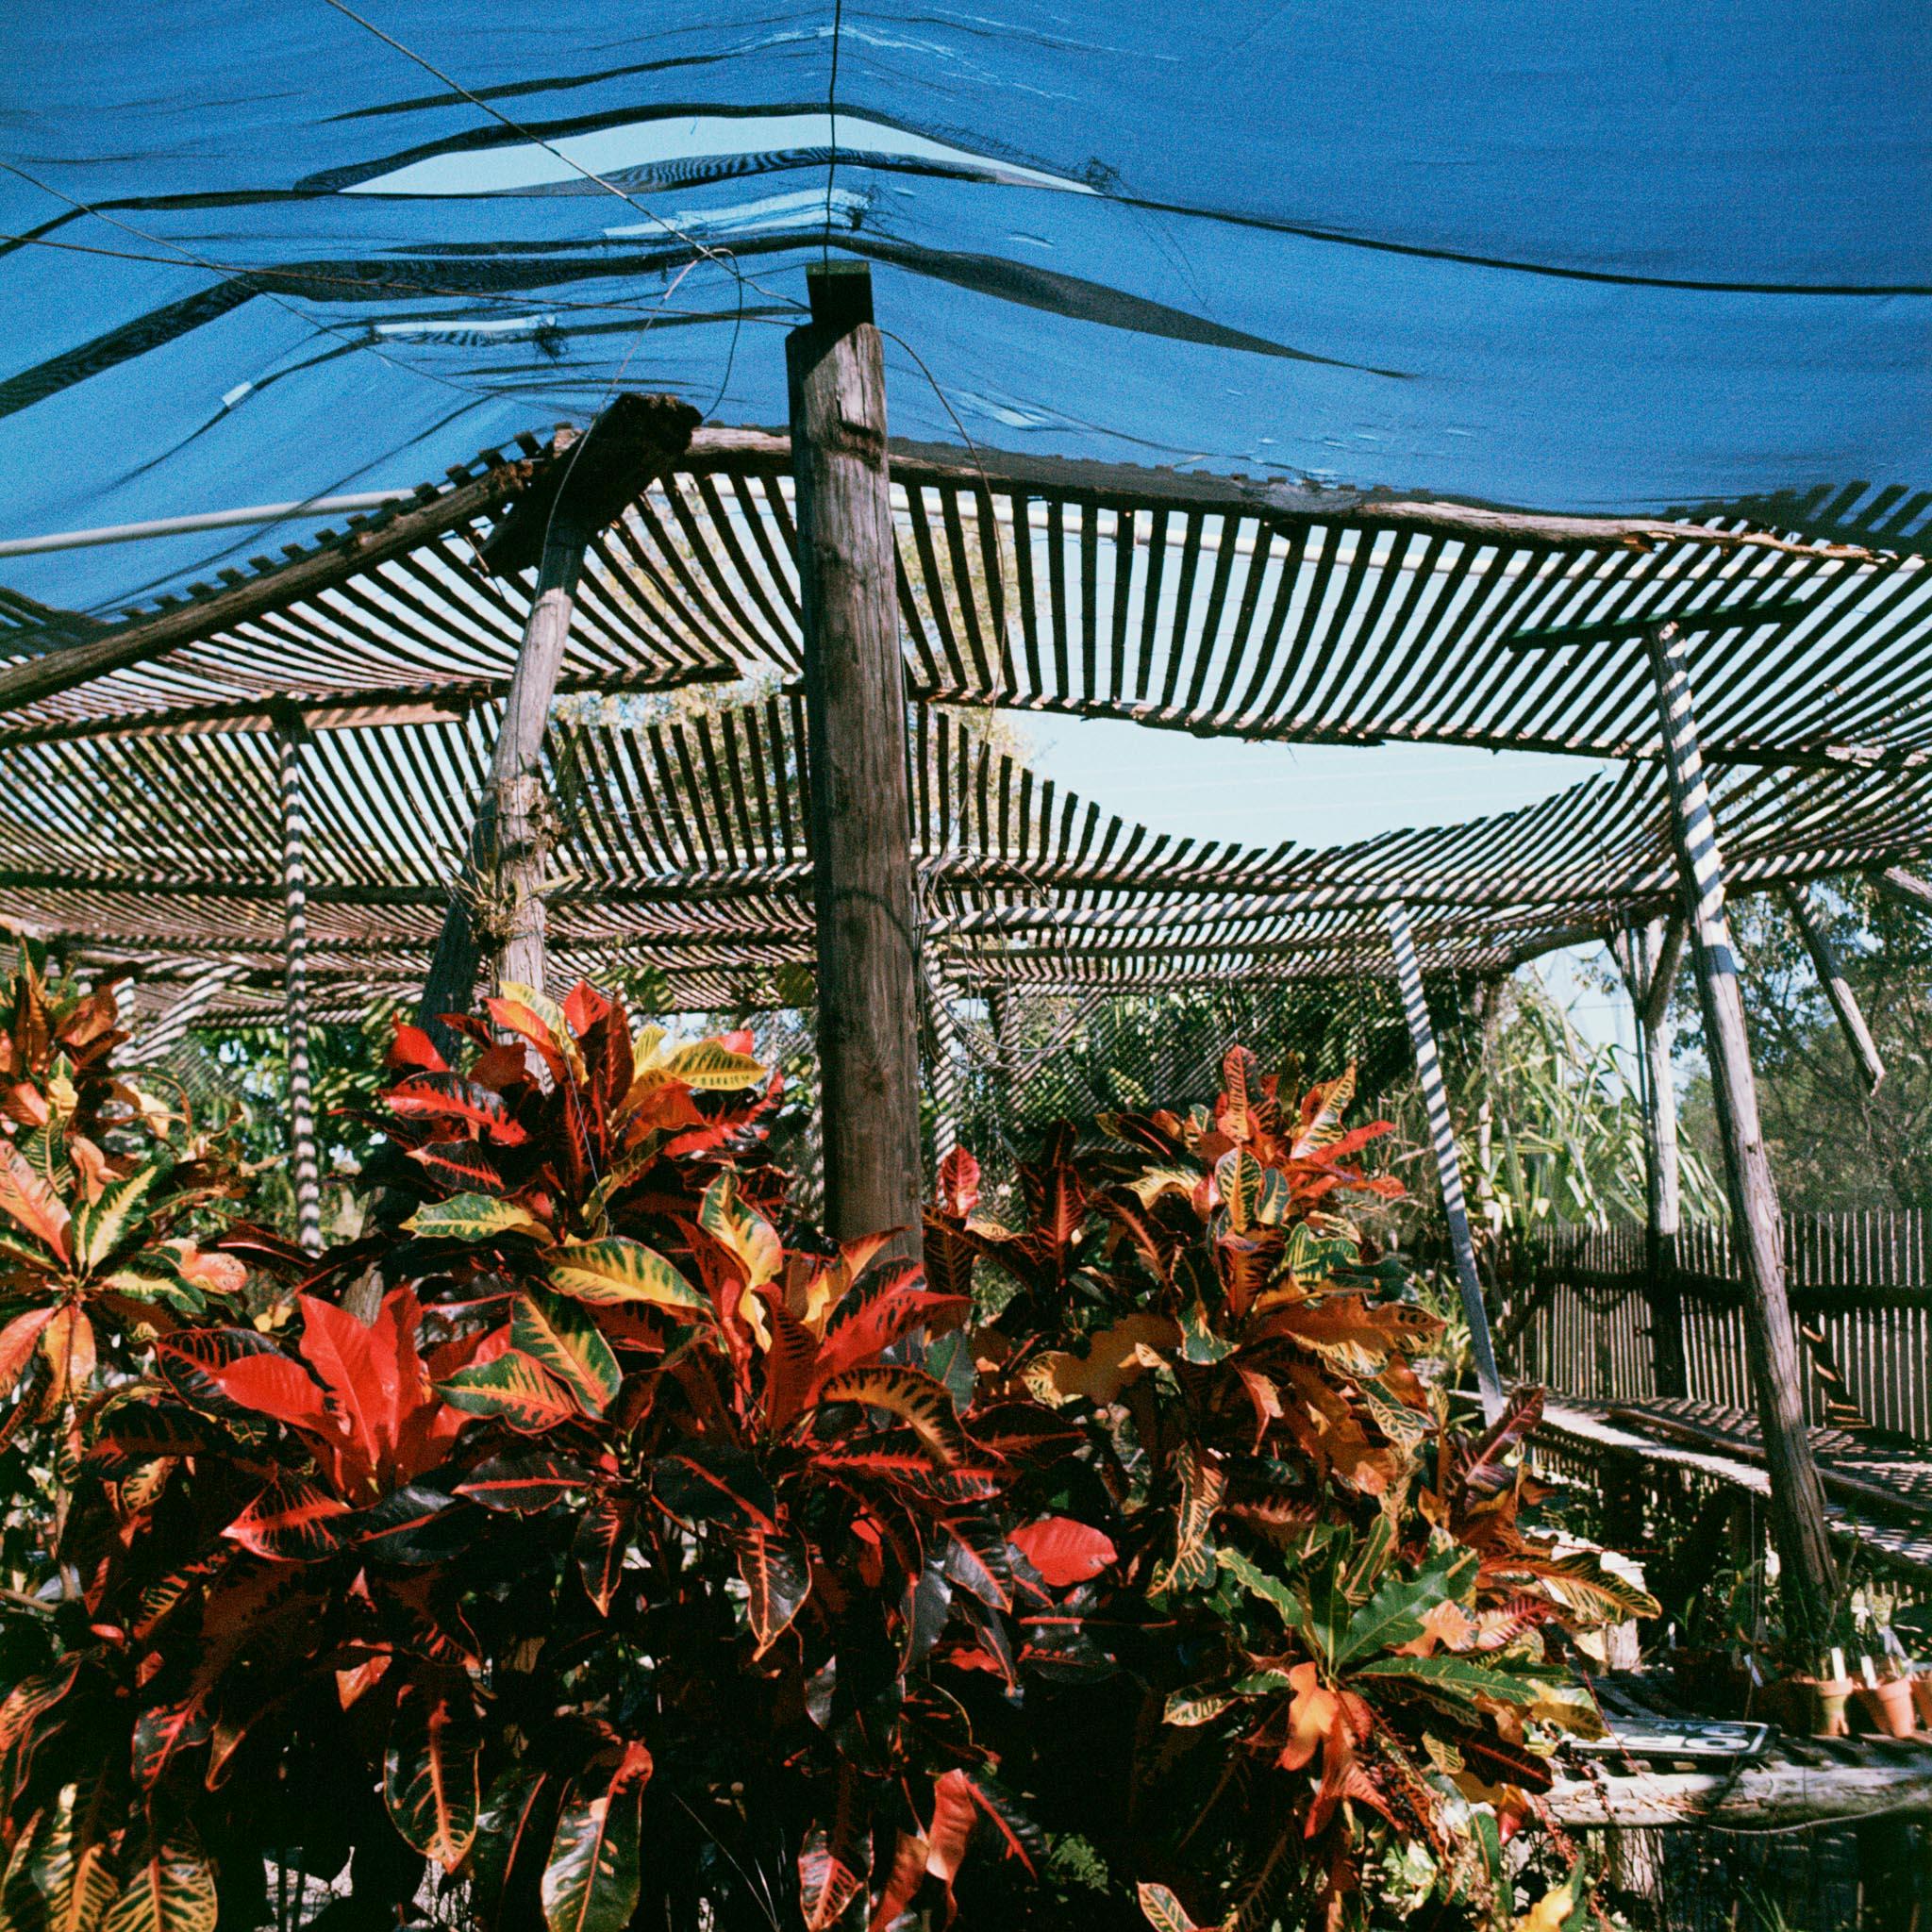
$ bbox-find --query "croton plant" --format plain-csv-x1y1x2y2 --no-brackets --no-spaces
0,959,1645,1932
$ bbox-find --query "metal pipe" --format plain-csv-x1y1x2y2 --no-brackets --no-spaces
0,491,413,558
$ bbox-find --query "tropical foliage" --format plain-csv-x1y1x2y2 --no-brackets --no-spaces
0,961,1644,1932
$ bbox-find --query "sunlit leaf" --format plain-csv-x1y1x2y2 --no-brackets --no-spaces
403,1194,550,1243
544,1238,709,1315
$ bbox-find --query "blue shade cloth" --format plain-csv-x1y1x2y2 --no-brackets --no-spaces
0,1,1926,617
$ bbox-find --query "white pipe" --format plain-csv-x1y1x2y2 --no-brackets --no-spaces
0,491,415,558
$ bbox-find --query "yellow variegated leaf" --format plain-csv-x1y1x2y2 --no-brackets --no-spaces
665,1041,767,1091
545,1239,711,1316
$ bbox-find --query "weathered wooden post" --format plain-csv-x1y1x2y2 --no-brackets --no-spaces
275,716,324,1254
415,395,699,1050
1779,883,1885,1093
1613,915,1690,1396
1385,901,1505,1422
1644,621,1838,1637
789,262,926,1266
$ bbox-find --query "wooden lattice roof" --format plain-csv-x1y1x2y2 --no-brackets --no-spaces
0,427,1926,1017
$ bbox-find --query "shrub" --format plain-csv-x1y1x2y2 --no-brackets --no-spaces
0,969,1644,1931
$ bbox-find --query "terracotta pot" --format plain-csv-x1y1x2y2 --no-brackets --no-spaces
1911,1673,1932,1730
1800,1674,1857,1737
1857,1678,1920,1740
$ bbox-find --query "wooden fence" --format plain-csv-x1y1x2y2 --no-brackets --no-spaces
1498,1210,1932,1443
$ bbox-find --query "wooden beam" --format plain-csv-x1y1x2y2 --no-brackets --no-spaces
1385,901,1505,1421
1645,621,1838,1639
1780,882,1886,1093
1543,1747,1932,1831
0,459,540,717
276,721,323,1254
789,263,926,1266
1505,594,1813,652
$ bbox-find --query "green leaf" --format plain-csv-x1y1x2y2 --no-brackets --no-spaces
1353,1653,1559,1707
384,1678,482,1873
1152,1446,1225,1597
544,1239,710,1315
1178,1300,1235,1365
436,1352,578,1434
512,1292,621,1418
72,1168,160,1274
99,1824,215,1932
541,1746,652,1932
1212,1545,1303,1630
1340,1512,1395,1603
1337,1543,1478,1665
403,1194,550,1243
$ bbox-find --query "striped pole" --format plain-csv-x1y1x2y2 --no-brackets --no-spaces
277,723,324,1254
923,959,967,1165
1385,900,1505,1421
1646,620,1837,1636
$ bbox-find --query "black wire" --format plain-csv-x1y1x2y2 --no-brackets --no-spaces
824,0,845,270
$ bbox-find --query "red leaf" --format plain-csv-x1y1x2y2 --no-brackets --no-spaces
867,1830,928,1932
561,980,612,1038
387,1074,528,1146
407,1141,509,1193
923,1771,979,1923
388,1022,449,1074
933,1147,979,1220
810,1281,970,1394
0,1305,55,1399
202,1350,333,1435
1009,1517,1117,1588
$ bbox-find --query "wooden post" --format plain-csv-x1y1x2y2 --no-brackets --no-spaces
1645,621,1838,1640
1385,901,1505,1421
1876,864,1932,915
276,720,324,1254
413,396,698,1053
1614,916,1690,1397
1779,883,1885,1093
789,262,925,1265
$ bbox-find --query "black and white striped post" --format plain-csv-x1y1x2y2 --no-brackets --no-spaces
1384,900,1505,1422
1646,619,1837,1636
275,719,324,1254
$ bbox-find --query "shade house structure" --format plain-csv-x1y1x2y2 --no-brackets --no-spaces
2,0,1928,1646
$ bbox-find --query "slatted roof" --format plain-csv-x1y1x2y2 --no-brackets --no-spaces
0,427,1927,1023
2,431,1926,767
5,685,1926,1024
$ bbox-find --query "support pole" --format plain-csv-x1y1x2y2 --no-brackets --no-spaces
1470,974,1503,1236
1875,865,1932,915
1645,622,1837,1639
276,721,324,1255
1614,916,1689,1396
1779,883,1885,1093
789,263,925,1266
413,397,697,1052
924,959,966,1166
1385,901,1505,1422
415,506,585,1042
